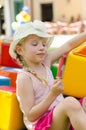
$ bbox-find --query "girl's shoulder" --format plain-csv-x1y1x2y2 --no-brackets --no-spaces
17,70,39,85
17,69,33,77
17,70,29,78
16,70,32,85
16,70,33,93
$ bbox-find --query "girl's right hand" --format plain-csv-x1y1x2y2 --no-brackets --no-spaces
51,78,64,97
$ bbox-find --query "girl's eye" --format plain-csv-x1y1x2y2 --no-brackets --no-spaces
32,42,38,46
42,42,46,47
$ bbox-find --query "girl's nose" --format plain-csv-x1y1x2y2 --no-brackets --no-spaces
39,43,45,49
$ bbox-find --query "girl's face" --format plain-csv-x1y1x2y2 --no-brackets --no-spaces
16,35,48,64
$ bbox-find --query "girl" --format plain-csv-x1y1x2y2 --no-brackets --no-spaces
9,20,86,130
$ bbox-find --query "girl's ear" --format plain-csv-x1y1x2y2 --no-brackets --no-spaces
16,45,23,56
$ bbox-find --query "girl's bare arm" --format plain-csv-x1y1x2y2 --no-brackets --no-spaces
46,32,86,65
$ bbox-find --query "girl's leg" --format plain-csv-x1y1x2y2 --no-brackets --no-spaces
49,96,86,130
81,97,86,113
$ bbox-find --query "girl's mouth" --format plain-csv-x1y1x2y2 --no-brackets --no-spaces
37,53,45,57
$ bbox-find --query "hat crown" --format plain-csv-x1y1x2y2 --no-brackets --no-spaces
32,20,46,32
13,20,47,41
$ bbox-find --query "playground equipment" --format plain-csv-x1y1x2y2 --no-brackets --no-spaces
0,40,26,130
57,42,86,98
0,38,86,129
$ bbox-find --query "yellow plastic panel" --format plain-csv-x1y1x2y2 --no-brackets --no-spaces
0,88,25,130
63,53,86,98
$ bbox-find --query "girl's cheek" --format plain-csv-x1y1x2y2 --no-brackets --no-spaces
29,49,36,55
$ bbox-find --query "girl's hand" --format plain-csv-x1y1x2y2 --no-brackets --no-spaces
51,78,64,97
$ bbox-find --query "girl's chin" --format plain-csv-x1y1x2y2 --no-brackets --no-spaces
36,59,44,64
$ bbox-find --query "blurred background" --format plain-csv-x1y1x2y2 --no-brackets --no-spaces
0,0,86,37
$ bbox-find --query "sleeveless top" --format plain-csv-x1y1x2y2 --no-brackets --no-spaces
16,65,64,129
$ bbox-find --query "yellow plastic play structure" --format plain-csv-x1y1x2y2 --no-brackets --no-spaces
0,87,25,130
62,42,86,98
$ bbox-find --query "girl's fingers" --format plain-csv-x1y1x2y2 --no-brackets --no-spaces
53,78,62,85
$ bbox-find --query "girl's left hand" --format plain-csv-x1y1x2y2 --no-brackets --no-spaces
51,78,64,97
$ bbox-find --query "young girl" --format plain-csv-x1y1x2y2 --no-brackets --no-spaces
9,20,86,130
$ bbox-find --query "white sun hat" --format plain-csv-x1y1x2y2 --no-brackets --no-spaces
9,20,54,59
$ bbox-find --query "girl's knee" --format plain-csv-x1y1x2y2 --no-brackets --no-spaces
54,96,83,118
63,96,82,112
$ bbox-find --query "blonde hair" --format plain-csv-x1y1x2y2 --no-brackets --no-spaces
15,37,28,67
